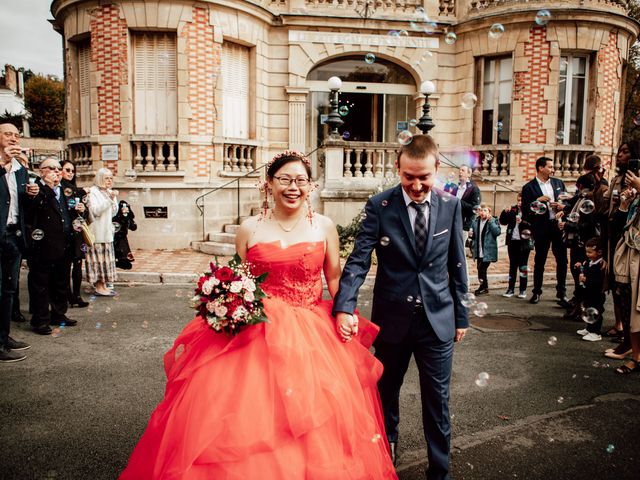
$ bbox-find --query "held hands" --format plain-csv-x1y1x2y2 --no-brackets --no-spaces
3,144,22,161
43,172,57,188
538,195,551,203
335,312,359,342
75,202,86,213
625,171,640,192
579,273,586,283
25,183,39,196
574,261,582,269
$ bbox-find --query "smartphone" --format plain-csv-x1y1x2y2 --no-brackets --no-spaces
629,158,640,174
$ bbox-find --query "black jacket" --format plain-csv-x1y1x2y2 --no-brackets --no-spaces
521,176,567,236
499,205,532,246
0,164,32,251
61,179,88,260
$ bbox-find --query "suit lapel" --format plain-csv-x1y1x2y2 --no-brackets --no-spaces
531,179,543,199
394,186,417,255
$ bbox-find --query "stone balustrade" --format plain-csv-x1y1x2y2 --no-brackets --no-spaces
468,0,629,13
222,141,258,174
131,138,178,172
341,141,399,178
474,145,512,178
553,145,595,178
68,142,93,173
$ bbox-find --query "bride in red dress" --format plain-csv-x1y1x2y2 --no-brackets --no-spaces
119,151,397,479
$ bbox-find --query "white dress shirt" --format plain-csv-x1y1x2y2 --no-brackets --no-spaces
402,189,431,234
6,157,22,225
456,182,467,200
478,219,487,258
536,176,556,219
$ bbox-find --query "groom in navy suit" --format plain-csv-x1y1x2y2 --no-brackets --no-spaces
334,135,469,480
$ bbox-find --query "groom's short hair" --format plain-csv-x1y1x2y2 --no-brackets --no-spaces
397,134,440,167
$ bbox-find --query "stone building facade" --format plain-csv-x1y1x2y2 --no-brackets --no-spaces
50,0,638,250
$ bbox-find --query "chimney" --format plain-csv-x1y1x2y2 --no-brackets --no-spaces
4,65,17,93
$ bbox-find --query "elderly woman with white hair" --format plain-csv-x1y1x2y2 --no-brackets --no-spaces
85,167,118,296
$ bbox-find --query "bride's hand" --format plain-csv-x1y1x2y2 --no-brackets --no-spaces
335,312,356,342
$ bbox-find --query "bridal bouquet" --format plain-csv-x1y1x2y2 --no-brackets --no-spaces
191,254,268,336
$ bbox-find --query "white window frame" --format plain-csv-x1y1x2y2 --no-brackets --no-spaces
481,56,512,145
78,41,91,137
557,54,589,145
222,42,250,140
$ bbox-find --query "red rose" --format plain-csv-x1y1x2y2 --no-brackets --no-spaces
216,266,234,282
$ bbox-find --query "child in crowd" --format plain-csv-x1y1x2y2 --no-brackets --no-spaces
113,200,137,270
499,193,533,298
576,237,606,342
471,203,501,295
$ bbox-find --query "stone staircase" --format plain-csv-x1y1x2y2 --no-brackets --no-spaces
192,207,261,256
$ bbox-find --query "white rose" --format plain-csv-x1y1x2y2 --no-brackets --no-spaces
244,291,255,302
229,281,243,293
242,278,256,292
232,305,248,320
201,279,214,295
214,304,228,317
211,276,220,286
206,301,217,313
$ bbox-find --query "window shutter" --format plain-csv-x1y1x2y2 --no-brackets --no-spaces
133,32,177,135
222,43,249,139
78,41,91,136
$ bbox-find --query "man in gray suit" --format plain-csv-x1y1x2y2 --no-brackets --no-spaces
333,135,469,480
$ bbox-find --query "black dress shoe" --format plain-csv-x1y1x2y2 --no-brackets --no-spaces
69,297,89,308
6,337,30,351
32,325,52,335
529,294,541,304
0,346,26,363
474,287,489,296
389,441,398,467
11,312,26,323
50,317,78,326
556,296,572,309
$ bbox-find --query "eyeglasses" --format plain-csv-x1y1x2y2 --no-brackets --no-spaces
272,176,310,187
63,168,75,173
42,166,62,171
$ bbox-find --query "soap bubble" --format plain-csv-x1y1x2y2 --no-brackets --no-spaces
461,292,477,308
556,131,565,141
364,53,376,64
567,212,580,222
535,9,552,26
547,336,558,346
125,169,137,181
461,93,478,110
472,205,482,215
488,24,505,40
557,396,564,404
338,105,350,117
530,200,548,215
444,32,457,45
406,295,414,303
371,433,382,443
31,229,44,241
380,236,390,247
397,130,413,145
113,222,121,233
409,118,418,127
381,200,388,207
520,229,532,240
605,444,615,454
72,218,84,232
342,131,351,140
579,200,595,215
495,121,503,132
474,372,490,387
582,307,599,324
473,302,488,317
633,114,640,127
64,188,73,197
67,198,77,208
557,192,573,201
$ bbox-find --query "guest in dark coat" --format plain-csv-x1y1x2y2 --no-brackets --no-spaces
60,160,89,307
499,193,533,298
113,200,137,270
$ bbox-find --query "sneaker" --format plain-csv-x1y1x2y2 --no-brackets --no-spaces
6,337,30,351
474,287,489,296
502,290,515,298
576,328,589,336
517,291,527,299
582,333,602,342
0,346,26,363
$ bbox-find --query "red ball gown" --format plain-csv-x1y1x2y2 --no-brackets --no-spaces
120,241,398,479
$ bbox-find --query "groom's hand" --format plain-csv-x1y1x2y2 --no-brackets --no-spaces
454,328,468,343
336,312,357,342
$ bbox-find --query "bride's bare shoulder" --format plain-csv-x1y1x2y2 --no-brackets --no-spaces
313,213,336,231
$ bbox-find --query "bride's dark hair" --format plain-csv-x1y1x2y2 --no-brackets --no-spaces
266,151,312,179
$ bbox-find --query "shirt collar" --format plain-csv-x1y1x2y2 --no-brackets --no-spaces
402,188,432,208
9,157,22,172
588,257,603,265
536,176,551,185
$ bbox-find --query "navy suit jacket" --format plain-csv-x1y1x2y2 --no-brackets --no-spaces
521,176,566,237
0,165,30,250
333,185,469,343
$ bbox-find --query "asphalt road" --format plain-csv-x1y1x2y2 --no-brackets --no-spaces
1,281,639,480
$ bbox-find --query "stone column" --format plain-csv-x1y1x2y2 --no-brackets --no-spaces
286,86,309,153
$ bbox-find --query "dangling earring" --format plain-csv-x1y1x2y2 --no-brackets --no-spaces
259,181,270,220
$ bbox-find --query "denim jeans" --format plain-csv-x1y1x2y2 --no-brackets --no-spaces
0,231,22,347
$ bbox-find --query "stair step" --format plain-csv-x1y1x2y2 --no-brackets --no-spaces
224,224,240,234
207,232,236,243
192,241,236,256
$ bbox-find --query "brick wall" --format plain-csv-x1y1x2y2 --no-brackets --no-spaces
597,31,621,167
90,4,127,175
518,26,551,179
182,5,218,177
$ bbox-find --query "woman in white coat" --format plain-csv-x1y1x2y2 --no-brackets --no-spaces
85,168,118,296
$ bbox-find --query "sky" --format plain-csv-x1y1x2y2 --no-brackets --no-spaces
1,0,64,78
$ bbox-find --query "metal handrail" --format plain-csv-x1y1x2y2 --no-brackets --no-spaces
194,144,325,242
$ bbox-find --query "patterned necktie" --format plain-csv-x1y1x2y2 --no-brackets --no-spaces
410,201,429,255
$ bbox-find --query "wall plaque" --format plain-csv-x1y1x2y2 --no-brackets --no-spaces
143,206,168,219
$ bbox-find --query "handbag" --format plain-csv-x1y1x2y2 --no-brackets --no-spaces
80,220,95,247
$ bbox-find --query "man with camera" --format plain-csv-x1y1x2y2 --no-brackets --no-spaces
521,157,570,306
0,123,39,362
